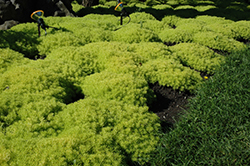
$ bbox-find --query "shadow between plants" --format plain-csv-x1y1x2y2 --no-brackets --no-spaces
76,1,250,21
148,82,194,133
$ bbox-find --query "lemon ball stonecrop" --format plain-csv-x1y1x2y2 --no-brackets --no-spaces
1,98,160,165
0,65,67,127
46,46,99,79
193,31,246,53
113,23,160,43
170,43,225,74
1,23,39,58
140,58,202,92
3,99,66,139
81,71,153,107
0,48,29,74
58,98,160,165
37,32,83,55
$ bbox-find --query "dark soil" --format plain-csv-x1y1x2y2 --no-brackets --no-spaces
148,82,194,132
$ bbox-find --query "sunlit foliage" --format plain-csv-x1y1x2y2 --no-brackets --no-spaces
1,0,250,165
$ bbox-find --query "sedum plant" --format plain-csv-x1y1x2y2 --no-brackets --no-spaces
140,19,170,34
3,99,66,139
159,28,193,44
81,71,153,106
161,15,182,28
113,23,160,43
195,15,233,25
81,42,141,73
0,66,65,127
193,31,247,53
58,98,160,165
1,7,250,165
204,21,250,41
170,43,225,73
74,27,113,44
1,98,160,165
129,12,157,24
0,48,29,74
229,21,250,41
0,64,68,102
195,4,216,12
1,23,39,59
130,42,172,60
0,61,83,128
140,58,203,92
37,32,83,55
46,46,99,79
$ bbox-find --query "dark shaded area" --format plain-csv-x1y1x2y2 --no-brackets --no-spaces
0,24,71,59
0,30,40,59
148,82,194,133
66,86,85,104
75,0,99,7
0,0,75,30
58,79,85,105
209,48,230,56
75,0,250,21
75,5,118,16
164,41,177,46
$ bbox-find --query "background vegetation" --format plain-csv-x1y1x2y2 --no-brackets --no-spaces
0,0,250,165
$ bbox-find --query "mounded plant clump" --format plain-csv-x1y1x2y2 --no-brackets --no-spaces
1,98,160,165
1,1,250,165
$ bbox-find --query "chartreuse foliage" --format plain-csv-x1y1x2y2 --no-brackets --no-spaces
37,32,83,55
141,19,171,33
194,4,216,12
0,48,29,74
130,12,157,23
0,59,84,129
0,23,39,59
60,98,160,164
46,46,99,81
130,42,172,60
78,42,140,73
161,15,182,28
4,99,66,139
0,64,68,103
81,71,152,106
140,58,202,91
113,23,160,43
0,67,59,127
151,48,250,166
80,42,172,75
159,14,248,52
6,8,250,55
1,98,160,165
170,43,225,73
159,27,194,44
1,1,250,165
193,31,246,53
205,20,250,41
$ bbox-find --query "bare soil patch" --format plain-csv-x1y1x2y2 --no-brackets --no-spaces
148,82,194,132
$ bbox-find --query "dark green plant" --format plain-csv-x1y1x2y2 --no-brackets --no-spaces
151,48,250,165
